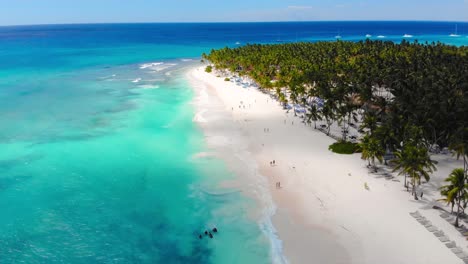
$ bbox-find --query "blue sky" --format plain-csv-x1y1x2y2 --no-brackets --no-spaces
0,0,467,25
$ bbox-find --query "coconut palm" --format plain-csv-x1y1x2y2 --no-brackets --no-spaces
439,168,467,227
360,135,384,171
393,144,436,200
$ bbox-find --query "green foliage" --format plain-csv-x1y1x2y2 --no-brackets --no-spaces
329,141,361,154
393,142,436,199
364,182,370,191
224,77,230,81
360,134,384,169
204,41,467,182
439,168,467,227
205,65,212,73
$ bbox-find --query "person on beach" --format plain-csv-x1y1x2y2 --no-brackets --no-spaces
273,160,276,165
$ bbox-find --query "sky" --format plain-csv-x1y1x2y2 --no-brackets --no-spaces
0,0,467,26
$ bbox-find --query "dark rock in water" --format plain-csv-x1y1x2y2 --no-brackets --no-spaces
204,230,208,235
212,228,218,233
199,235,202,239
209,233,213,239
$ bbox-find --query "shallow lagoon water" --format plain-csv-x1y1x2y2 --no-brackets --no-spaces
0,22,467,263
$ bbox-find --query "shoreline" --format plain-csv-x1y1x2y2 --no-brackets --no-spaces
188,65,465,264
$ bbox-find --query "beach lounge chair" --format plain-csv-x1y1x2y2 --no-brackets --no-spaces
446,241,456,248
410,211,421,217
440,213,451,219
439,236,450,243
417,218,428,224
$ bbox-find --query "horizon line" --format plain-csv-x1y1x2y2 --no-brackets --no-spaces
1,19,467,28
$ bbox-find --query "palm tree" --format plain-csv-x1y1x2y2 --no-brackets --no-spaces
360,135,384,172
393,144,436,200
306,104,321,129
439,168,467,227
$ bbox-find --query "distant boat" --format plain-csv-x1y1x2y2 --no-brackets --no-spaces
450,24,460,37
365,34,372,38
275,33,284,42
377,35,385,38
335,30,342,39
235,41,241,45
403,34,413,38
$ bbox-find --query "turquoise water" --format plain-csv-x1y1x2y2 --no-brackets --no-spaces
0,22,467,264
0,61,271,263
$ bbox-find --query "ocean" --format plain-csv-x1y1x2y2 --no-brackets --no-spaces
0,21,467,264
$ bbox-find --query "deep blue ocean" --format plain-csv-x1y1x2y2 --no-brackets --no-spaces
0,21,467,264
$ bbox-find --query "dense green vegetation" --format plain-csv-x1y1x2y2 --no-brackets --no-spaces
203,40,467,202
329,141,361,154
440,168,468,227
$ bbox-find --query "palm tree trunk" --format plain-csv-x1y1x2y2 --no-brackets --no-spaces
412,181,418,200
456,199,461,227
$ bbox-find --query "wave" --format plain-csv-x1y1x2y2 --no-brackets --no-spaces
132,78,142,83
192,152,214,159
377,35,386,38
153,63,178,72
193,109,208,123
137,84,160,89
403,34,413,38
181,58,193,62
139,62,163,69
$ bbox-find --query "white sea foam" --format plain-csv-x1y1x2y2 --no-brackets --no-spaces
181,58,193,62
403,34,413,38
139,62,163,69
143,63,178,72
377,35,386,38
193,109,208,123
132,78,142,83
192,152,214,159
137,84,160,89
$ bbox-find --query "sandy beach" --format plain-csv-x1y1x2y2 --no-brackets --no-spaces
188,66,466,264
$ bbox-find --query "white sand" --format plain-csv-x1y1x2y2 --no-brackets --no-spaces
188,66,466,264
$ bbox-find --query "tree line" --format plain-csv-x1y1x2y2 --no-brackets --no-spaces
203,40,468,226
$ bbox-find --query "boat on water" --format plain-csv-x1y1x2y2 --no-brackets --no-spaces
377,35,385,38
365,34,372,38
450,24,460,37
403,34,413,38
